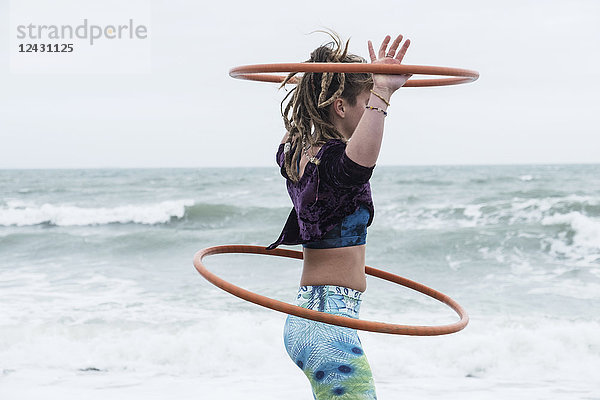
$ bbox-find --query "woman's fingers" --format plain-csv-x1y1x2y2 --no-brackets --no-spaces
369,34,410,63
395,38,410,63
378,35,391,59
386,34,403,57
368,40,376,62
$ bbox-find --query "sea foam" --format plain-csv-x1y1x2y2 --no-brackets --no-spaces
0,199,194,226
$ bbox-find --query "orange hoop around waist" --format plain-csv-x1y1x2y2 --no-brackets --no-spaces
229,63,479,87
193,245,469,336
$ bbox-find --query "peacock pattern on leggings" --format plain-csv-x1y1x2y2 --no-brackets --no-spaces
283,285,377,399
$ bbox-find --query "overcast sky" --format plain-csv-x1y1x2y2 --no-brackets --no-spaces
1,0,599,168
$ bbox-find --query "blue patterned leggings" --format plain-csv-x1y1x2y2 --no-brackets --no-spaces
283,285,377,399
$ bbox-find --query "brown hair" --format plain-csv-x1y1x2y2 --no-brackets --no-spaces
280,30,373,183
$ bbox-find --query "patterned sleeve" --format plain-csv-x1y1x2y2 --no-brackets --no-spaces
320,142,375,188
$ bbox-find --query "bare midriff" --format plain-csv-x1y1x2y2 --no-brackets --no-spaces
300,245,367,292
295,142,367,292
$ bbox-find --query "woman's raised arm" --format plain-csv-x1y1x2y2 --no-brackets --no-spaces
345,34,412,168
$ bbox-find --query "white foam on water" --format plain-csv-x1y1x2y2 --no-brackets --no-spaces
0,199,194,226
375,194,600,271
377,194,600,231
1,310,598,399
519,174,534,181
2,371,597,400
2,262,599,397
541,211,600,266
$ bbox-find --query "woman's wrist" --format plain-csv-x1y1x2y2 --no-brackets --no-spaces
371,86,393,103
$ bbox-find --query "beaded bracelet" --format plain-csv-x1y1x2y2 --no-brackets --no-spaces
370,89,391,106
365,105,388,116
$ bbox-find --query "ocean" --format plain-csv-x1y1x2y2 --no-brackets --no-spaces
1,165,599,399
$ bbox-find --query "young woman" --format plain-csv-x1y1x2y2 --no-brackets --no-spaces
266,31,411,400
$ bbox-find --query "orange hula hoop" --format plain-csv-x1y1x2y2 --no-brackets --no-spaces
229,63,479,87
194,245,469,336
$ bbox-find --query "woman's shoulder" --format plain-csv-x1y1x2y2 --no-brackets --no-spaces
319,138,346,154
318,138,374,187
317,138,349,161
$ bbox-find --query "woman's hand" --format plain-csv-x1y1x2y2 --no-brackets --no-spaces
367,34,412,98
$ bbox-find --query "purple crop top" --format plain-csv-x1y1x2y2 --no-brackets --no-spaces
266,138,375,250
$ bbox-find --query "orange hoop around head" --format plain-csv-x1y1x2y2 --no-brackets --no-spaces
193,245,469,336
229,63,479,87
